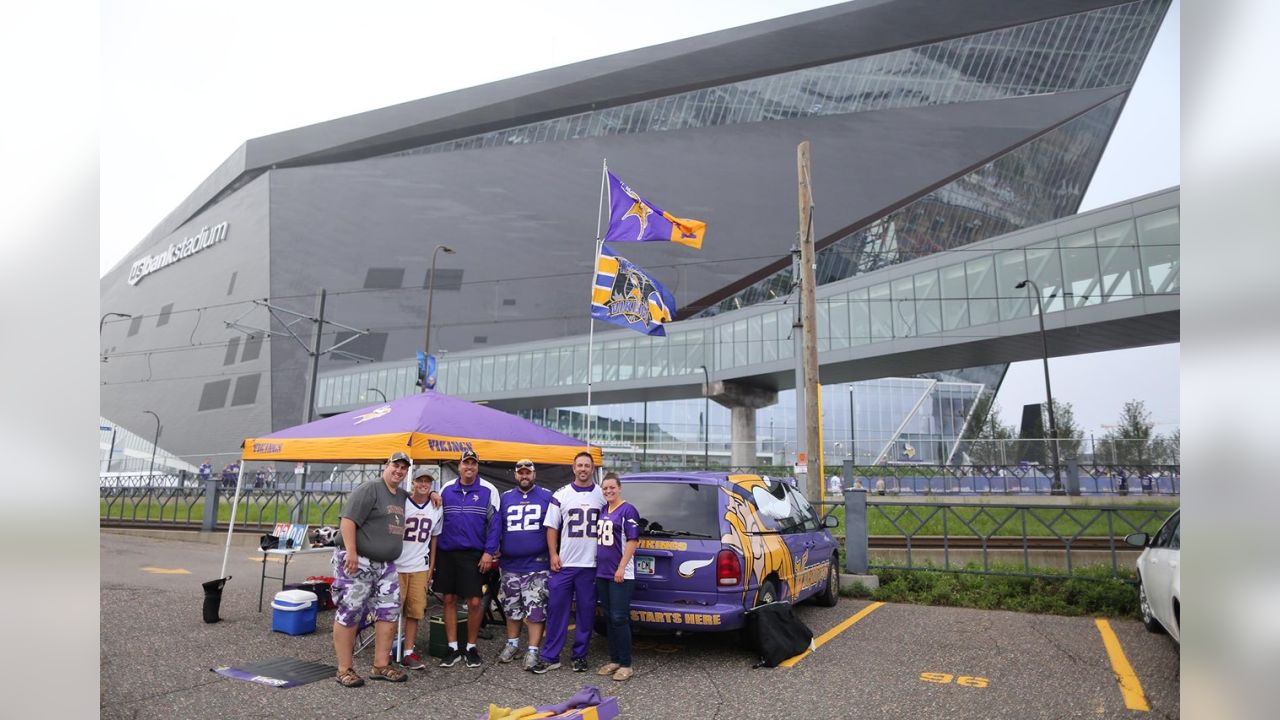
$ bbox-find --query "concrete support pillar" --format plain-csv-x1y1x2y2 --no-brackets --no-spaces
708,380,777,469
730,406,757,468
843,487,868,574
201,476,220,532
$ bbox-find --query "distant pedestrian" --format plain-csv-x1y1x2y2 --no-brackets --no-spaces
221,462,239,489
198,460,212,486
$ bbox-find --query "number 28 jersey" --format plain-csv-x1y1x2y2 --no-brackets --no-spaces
544,482,605,568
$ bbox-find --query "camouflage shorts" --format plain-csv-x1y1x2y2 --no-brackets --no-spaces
331,549,400,627
499,569,549,622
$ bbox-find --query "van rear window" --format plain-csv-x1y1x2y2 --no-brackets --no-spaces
624,481,721,539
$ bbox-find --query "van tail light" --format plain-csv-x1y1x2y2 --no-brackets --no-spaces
716,548,741,587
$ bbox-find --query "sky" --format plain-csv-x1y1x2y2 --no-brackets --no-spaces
100,0,1181,440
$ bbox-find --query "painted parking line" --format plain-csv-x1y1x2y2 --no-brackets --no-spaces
141,566,190,574
1094,618,1150,712
779,601,885,668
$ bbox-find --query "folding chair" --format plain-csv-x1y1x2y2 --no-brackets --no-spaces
353,608,405,661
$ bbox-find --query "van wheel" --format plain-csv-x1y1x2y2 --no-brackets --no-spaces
813,558,839,607
741,580,780,650
1139,581,1163,634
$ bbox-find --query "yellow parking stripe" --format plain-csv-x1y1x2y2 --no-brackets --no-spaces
141,567,190,575
1094,619,1150,712
779,601,885,668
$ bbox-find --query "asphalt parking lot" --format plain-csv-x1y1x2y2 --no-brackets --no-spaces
101,531,1179,719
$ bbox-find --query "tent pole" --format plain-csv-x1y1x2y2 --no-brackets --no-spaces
219,460,247,580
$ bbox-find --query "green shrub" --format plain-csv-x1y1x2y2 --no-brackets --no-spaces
865,561,1138,618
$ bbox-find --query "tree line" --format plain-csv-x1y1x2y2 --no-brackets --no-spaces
962,395,1179,466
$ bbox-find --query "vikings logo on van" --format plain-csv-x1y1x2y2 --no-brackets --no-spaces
720,475,797,605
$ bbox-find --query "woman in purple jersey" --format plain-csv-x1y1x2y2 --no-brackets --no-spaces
593,472,640,681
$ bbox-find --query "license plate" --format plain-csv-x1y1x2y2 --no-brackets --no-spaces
635,556,655,575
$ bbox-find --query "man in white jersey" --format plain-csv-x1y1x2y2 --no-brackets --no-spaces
395,468,443,670
531,451,605,674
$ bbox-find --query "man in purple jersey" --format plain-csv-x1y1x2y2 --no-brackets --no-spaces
436,449,501,669
495,458,555,670
531,451,605,674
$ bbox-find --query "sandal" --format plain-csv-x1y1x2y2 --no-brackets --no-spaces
335,668,365,687
612,666,634,682
369,664,408,683
597,663,621,676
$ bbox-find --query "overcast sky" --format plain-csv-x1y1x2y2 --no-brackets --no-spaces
100,0,1180,440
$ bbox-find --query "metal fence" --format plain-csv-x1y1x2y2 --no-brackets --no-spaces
101,471,1176,581
99,470,381,530
826,492,1177,581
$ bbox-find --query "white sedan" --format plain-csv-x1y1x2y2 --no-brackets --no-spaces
1125,509,1180,643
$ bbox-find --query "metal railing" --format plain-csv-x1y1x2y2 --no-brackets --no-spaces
827,491,1177,581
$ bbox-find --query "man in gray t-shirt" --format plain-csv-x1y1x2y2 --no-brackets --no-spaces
331,452,412,687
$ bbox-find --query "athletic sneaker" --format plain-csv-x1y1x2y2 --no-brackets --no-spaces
529,660,561,674
438,648,463,668
522,649,539,671
497,643,520,663
398,650,425,670
464,647,483,668
571,658,588,673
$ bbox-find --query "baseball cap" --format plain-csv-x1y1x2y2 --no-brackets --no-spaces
515,459,535,471
387,451,411,465
412,466,435,480
460,449,479,463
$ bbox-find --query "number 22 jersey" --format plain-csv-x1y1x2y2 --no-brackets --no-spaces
544,482,605,568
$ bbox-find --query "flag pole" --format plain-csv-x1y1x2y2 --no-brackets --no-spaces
586,159,608,447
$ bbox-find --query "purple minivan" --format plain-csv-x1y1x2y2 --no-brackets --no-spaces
619,472,840,634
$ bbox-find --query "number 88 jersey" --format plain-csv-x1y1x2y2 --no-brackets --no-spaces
544,482,605,568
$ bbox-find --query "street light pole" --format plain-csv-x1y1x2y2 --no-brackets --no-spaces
423,244,456,371
698,364,710,469
100,312,132,362
1015,279,1063,495
367,387,387,403
100,312,131,334
848,384,856,468
143,410,161,479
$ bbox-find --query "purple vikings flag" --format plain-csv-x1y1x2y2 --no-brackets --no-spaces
604,171,706,249
591,244,677,336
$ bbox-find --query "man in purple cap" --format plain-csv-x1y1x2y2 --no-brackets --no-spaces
331,451,412,687
436,448,501,669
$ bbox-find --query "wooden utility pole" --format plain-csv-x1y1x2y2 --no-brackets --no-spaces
797,142,824,504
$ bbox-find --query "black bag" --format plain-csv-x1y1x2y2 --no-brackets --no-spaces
259,534,280,551
747,601,814,668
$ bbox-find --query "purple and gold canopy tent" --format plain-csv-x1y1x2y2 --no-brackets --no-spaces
241,390,601,466
218,391,600,581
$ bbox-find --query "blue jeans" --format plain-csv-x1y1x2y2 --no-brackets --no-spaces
595,578,634,667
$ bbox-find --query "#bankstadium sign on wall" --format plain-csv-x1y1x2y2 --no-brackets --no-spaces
127,221,229,286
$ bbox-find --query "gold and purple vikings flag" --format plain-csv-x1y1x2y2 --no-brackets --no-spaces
591,245,677,336
605,171,706,249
